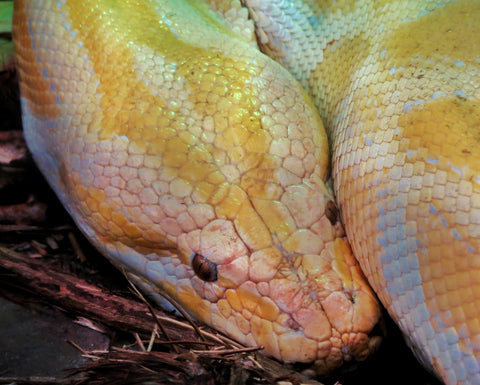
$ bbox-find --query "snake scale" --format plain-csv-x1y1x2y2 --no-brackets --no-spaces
12,0,480,383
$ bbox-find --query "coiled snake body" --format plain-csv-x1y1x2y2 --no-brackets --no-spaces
12,1,480,384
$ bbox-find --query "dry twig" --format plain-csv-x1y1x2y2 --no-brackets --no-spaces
0,246,324,385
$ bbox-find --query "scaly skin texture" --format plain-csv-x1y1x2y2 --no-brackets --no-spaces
247,0,480,383
12,0,383,375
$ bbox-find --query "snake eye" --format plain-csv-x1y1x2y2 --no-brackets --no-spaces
325,200,340,225
191,253,218,282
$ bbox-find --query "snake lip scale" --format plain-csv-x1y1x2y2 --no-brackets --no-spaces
12,0,480,384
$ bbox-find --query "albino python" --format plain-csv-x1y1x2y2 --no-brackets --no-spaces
12,0,480,383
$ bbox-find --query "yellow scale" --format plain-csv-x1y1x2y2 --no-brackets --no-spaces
11,0,480,383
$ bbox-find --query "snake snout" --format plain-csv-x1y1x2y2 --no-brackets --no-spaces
173,180,384,374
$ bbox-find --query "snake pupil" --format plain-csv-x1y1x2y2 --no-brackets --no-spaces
191,253,218,282
325,200,340,225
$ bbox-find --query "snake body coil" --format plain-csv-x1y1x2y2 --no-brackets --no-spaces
12,0,480,384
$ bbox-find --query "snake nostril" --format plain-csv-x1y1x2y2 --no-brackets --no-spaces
287,317,301,331
325,200,340,225
191,253,218,282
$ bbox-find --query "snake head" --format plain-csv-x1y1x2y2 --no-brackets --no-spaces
163,179,384,374
13,0,383,375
